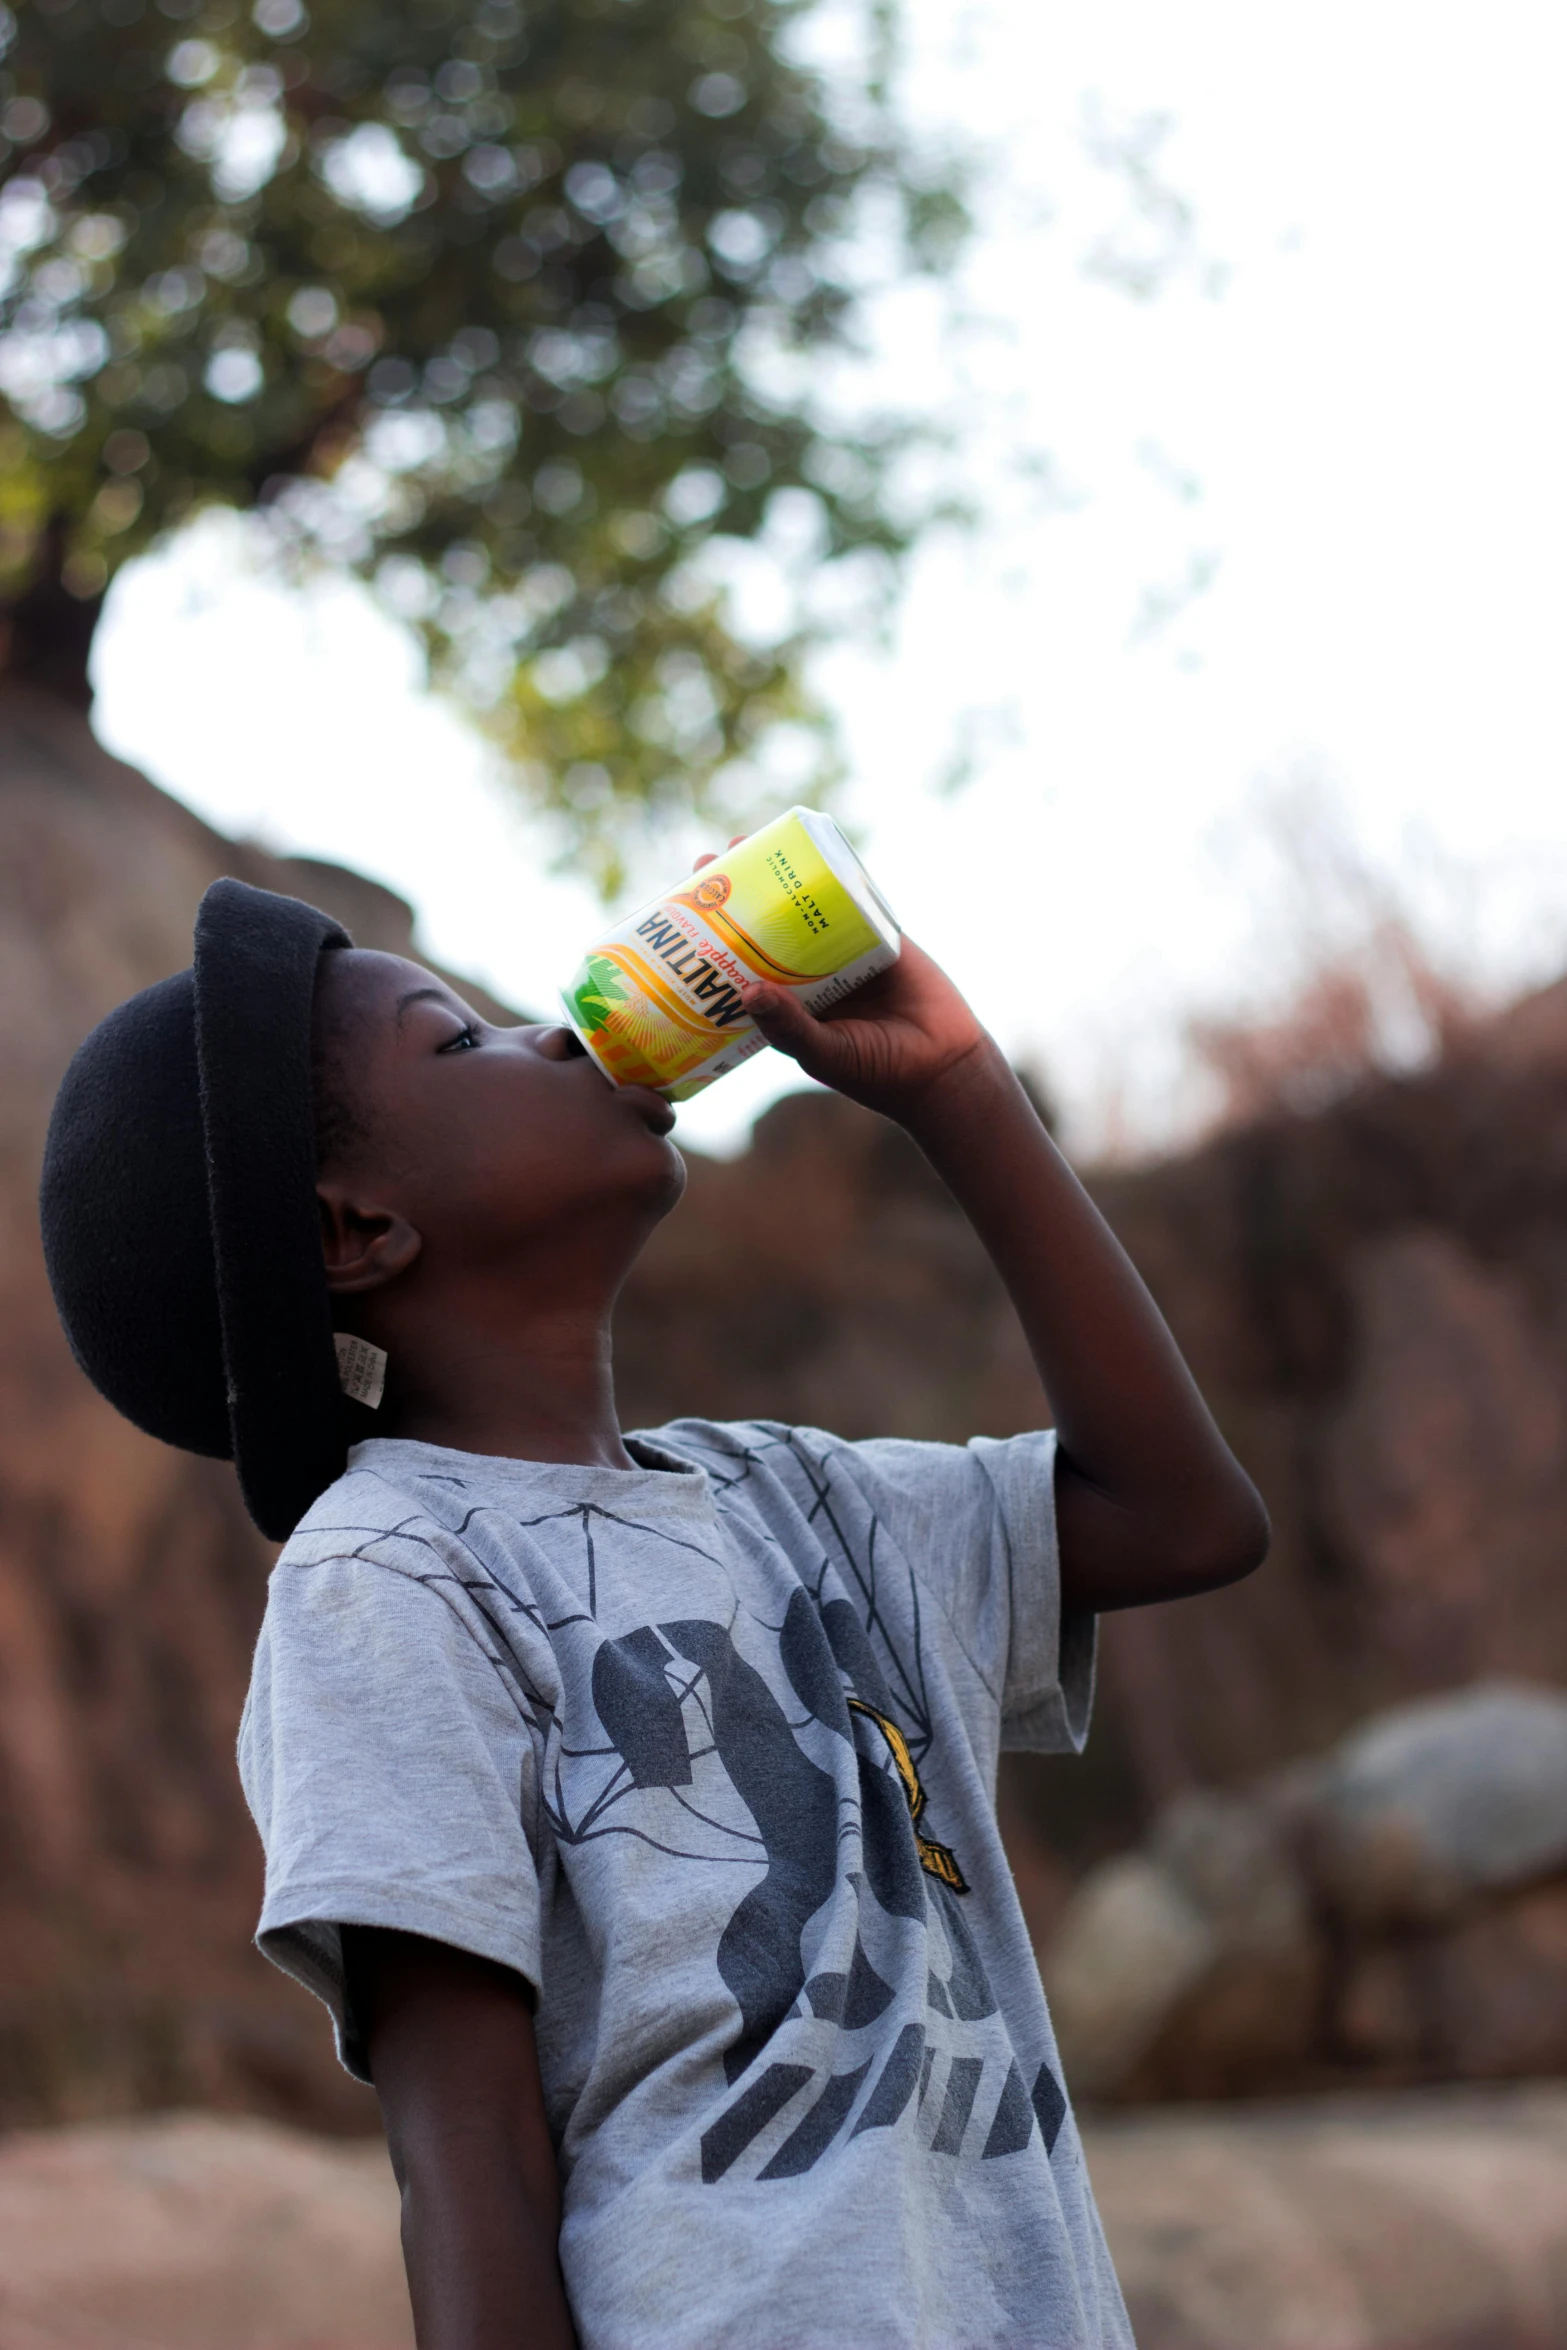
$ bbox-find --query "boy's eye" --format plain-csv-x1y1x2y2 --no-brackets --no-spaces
437,1022,482,1053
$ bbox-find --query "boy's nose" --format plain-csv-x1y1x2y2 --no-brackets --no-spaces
527,1023,591,1062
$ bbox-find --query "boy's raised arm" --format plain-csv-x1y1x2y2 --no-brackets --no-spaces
344,1927,578,2350
744,938,1270,1616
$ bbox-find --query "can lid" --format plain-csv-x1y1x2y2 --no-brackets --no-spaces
793,807,901,949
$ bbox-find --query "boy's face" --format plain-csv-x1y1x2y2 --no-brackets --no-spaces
314,949,685,1281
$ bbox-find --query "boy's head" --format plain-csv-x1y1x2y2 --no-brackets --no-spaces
39,880,683,1539
308,942,684,1321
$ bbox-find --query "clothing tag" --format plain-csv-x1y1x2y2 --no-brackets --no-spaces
334,1332,387,1410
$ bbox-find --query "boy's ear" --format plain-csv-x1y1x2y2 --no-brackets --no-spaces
317,1182,422,1295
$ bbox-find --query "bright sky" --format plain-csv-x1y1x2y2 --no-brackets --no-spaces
93,0,1567,1158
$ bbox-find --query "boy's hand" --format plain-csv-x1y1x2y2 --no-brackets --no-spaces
742,937,994,1122
694,839,991,1120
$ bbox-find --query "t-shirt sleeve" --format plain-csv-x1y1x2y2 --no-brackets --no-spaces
237,1552,543,2082
836,1427,1096,1756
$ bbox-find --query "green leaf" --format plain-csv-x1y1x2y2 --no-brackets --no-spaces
569,951,630,1034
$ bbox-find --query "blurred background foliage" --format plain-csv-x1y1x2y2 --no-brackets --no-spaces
0,0,962,886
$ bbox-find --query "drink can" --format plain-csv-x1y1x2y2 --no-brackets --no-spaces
560,806,901,1100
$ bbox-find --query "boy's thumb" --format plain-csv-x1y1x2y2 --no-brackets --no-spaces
741,982,823,1066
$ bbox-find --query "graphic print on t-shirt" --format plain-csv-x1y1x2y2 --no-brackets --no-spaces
488,1422,1072,2187
274,1420,1071,2195
574,1596,1063,2182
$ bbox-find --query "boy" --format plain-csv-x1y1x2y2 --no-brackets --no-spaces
42,873,1267,2350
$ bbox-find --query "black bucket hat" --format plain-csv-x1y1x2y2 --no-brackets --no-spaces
40,878,355,1541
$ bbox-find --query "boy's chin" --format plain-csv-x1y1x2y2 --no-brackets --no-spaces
640,1129,689,1218
569,1118,688,1223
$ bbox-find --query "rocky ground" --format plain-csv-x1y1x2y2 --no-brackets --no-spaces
1,2094,1564,2350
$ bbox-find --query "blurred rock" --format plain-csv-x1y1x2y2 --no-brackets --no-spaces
1078,1061,1567,1820
1324,1233,1567,1697
1043,1855,1216,2097
1126,1793,1322,2099
1152,1789,1313,1947
1092,2085,1567,2350
1309,1681,1567,1926
0,2113,410,2350
1047,1692,1567,2100
0,690,530,2135
1422,1881,1567,2079
1046,1794,1322,2101
1333,1944,1429,2071
1328,1884,1567,2081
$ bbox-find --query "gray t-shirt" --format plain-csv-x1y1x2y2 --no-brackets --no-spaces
238,1418,1132,2350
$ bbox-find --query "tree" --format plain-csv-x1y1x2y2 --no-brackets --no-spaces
0,0,958,885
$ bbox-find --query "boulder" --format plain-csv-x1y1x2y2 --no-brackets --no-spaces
1122,1792,1323,2099
1328,1879,1567,2081
1047,1691,1567,2099
1045,1793,1321,2100
1309,1681,1567,1926
0,2113,410,2350
1042,1854,1216,2097
1092,2084,1567,2350
1323,1232,1567,1697
1422,1878,1567,2079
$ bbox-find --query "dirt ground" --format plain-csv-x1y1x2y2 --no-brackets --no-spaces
1,2086,1564,2350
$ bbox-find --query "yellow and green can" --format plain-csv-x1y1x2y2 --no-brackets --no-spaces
561,807,901,1100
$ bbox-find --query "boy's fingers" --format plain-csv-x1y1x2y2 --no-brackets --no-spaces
742,983,830,1066
692,837,747,874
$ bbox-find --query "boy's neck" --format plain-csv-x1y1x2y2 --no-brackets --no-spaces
374,1301,638,1471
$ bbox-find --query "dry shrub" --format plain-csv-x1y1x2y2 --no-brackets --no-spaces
1190,916,1481,1127
1187,775,1489,1132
